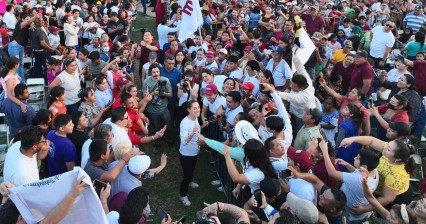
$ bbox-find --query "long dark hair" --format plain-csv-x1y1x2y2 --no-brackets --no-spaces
48,86,65,107
393,140,416,174
1,57,19,78
347,103,363,131
243,139,277,178
414,31,425,51
402,74,417,91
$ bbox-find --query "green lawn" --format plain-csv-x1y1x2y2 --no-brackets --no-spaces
129,15,226,222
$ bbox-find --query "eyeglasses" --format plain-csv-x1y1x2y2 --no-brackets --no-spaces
385,24,393,28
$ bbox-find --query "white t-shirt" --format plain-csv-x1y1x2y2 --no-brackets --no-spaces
387,69,408,83
202,95,227,114
109,165,141,199
270,156,288,173
179,117,200,156
104,119,132,150
49,33,61,49
177,83,199,106
370,26,395,58
266,59,293,87
225,104,244,125
57,70,81,105
205,61,218,70
4,142,39,186
2,12,16,30
80,138,92,169
342,169,379,221
229,68,244,80
289,178,317,204
244,164,265,193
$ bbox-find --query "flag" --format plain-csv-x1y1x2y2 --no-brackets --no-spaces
8,167,108,224
292,28,315,74
178,0,203,42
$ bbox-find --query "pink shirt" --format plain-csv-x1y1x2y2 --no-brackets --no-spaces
0,74,20,99
47,67,62,84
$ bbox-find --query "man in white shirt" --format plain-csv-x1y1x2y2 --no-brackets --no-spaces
204,50,218,70
369,21,395,68
226,55,244,80
3,5,16,30
157,17,181,50
265,47,293,91
103,107,132,150
4,126,49,186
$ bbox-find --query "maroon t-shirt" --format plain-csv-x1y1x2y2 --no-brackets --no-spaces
139,41,160,70
301,14,326,36
312,158,338,188
349,61,374,96
330,62,355,94
413,61,426,96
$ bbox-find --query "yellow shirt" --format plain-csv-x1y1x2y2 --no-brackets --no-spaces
375,155,410,195
331,49,348,63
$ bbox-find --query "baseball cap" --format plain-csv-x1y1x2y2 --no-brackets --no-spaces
148,51,157,59
49,25,61,32
272,47,285,55
287,192,319,224
128,155,151,174
260,178,281,198
218,48,228,55
241,82,255,91
287,147,313,172
205,50,215,58
305,108,323,124
204,84,218,95
388,122,411,136
344,40,353,48
310,5,319,11
354,49,369,58
415,5,422,10
235,120,261,145
311,32,323,41
116,77,131,87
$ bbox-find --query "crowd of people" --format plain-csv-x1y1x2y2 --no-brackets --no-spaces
0,0,426,223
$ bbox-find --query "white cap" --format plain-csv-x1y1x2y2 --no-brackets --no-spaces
128,155,151,174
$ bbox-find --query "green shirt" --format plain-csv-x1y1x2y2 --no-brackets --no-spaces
205,138,245,164
143,76,172,113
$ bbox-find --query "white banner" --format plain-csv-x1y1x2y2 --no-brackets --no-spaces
8,167,108,224
178,0,203,42
292,28,315,74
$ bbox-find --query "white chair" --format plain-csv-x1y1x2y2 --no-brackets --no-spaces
0,113,10,148
410,154,423,182
26,78,47,112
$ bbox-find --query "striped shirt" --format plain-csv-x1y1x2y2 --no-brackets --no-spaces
403,12,426,33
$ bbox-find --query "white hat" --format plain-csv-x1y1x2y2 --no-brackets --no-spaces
287,193,319,224
128,155,151,174
235,120,261,145
218,48,228,55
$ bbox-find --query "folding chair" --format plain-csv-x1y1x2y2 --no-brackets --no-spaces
0,113,10,150
26,78,47,112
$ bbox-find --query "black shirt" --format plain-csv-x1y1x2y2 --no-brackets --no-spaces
11,21,30,46
67,130,89,166
30,27,49,50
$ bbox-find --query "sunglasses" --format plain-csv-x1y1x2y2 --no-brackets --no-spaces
385,24,393,28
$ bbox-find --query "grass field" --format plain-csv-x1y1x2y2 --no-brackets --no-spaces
128,15,226,222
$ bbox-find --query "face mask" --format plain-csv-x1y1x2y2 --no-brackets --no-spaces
103,47,110,52
388,103,397,110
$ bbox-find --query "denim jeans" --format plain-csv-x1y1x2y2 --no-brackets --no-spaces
33,50,51,81
141,0,147,14
8,41,25,83
413,101,426,138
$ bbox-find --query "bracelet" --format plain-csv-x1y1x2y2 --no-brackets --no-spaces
151,136,155,140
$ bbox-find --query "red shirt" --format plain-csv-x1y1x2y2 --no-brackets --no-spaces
301,14,326,36
330,62,355,93
413,61,426,96
312,158,338,188
328,11,341,29
349,61,374,96
111,98,122,110
139,41,160,67
127,109,143,133
377,103,409,124
128,130,141,145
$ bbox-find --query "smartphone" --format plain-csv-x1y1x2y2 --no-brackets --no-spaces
397,54,405,62
156,206,168,221
278,169,292,180
93,179,107,196
369,96,374,107
254,190,263,208
175,215,186,223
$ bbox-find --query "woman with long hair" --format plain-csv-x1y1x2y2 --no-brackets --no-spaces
403,31,426,60
49,57,82,114
177,71,200,123
335,103,364,170
0,58,27,112
340,136,416,214
258,6,275,39
48,86,67,124
222,77,238,96
78,87,109,128
397,27,413,47
93,75,113,109
174,50,189,73
178,100,204,206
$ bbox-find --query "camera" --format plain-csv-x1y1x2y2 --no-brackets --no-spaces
182,78,189,88
158,80,167,98
118,58,128,68
195,210,216,224
221,116,227,128
278,169,292,180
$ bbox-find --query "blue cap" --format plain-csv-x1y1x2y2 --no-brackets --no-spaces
272,47,285,55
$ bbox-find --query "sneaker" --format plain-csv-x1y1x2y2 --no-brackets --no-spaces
189,181,199,188
217,186,224,192
211,180,221,186
179,195,191,206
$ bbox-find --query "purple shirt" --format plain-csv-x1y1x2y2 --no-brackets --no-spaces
301,14,326,36
46,130,77,176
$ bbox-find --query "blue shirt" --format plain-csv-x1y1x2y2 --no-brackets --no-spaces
46,130,77,176
0,99,35,139
161,67,182,105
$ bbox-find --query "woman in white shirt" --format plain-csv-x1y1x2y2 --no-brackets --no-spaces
63,16,81,48
177,70,199,123
82,15,100,46
179,100,204,206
